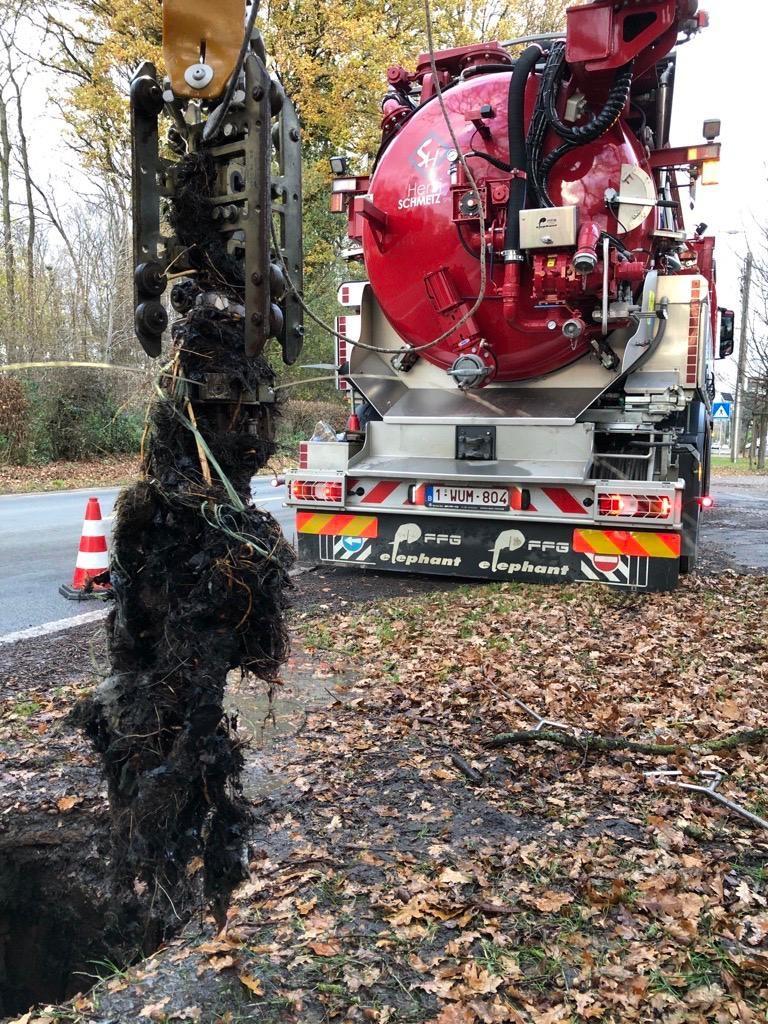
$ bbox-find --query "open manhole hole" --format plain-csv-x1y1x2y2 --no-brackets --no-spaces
0,840,130,1017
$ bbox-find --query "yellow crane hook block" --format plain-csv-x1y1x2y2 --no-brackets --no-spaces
163,0,245,101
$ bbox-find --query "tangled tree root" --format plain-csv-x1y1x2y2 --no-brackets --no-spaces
77,153,293,945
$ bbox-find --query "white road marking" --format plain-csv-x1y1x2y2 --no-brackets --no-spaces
0,607,108,646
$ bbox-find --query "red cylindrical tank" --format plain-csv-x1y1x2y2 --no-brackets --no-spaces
362,70,656,382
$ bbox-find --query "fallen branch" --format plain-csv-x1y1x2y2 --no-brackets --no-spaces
646,770,768,831
484,727,768,756
448,751,484,784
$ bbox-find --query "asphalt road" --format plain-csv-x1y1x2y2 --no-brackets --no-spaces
699,475,768,573
1,475,766,636
0,478,293,635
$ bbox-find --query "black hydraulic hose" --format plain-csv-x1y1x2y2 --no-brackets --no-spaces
503,44,542,252
467,149,512,172
538,139,574,206
203,0,261,143
544,42,634,145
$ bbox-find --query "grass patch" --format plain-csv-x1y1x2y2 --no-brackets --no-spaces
711,456,767,476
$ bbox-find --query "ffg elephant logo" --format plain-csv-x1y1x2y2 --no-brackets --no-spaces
391,523,422,561
378,523,463,569
489,529,525,571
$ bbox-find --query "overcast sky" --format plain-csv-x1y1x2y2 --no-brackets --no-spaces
671,0,768,388
15,0,766,389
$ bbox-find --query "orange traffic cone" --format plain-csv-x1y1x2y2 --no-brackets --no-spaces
59,496,112,601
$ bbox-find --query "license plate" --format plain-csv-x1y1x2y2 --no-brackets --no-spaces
425,485,509,510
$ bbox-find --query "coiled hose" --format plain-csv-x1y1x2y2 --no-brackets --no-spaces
527,42,634,208
544,42,635,145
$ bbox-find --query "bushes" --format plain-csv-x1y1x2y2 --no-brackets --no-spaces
278,397,348,438
1,375,347,466
276,397,349,458
1,370,145,465
0,377,30,462
31,370,144,461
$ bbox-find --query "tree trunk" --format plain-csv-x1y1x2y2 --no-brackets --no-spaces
0,92,16,357
758,414,768,471
10,67,35,349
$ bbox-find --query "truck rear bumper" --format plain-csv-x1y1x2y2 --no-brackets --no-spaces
295,511,681,592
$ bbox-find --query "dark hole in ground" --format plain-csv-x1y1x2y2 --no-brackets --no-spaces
0,841,138,1018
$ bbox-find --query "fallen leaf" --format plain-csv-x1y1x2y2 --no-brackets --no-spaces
438,867,472,886
720,699,741,721
430,1005,475,1024
56,795,82,812
343,963,381,992
238,973,264,995
186,856,204,877
209,954,236,971
308,939,341,956
139,997,170,1019
172,1009,202,1022
530,891,574,913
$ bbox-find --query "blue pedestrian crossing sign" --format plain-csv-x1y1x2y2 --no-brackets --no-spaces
712,401,731,420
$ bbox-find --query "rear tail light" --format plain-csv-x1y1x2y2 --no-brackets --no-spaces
290,480,343,503
699,495,715,509
598,493,673,520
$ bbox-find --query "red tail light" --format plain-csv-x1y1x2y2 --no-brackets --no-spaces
699,495,715,509
290,480,343,503
598,493,673,520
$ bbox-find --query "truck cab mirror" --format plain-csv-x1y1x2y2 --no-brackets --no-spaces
718,308,735,359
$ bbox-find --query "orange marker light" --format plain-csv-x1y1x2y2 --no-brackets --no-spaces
701,160,720,186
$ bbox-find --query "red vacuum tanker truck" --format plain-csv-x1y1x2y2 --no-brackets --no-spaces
286,0,734,592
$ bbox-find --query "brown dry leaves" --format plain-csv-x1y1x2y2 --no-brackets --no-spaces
0,455,139,494
16,572,768,1024
279,573,768,1022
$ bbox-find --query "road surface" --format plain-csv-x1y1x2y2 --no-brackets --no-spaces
699,475,768,574
0,478,293,634
1,474,766,636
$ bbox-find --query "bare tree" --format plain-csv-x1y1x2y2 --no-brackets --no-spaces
0,88,16,347
744,225,768,468
6,53,35,336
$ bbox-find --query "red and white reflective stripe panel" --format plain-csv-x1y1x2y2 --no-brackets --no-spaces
336,316,350,391
686,279,702,386
346,479,414,506
71,496,109,587
337,281,366,308
347,480,588,515
510,486,588,516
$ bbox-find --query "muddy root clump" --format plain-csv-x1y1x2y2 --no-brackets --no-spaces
78,154,293,943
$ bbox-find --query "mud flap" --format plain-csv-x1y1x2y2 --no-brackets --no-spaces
296,513,680,592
